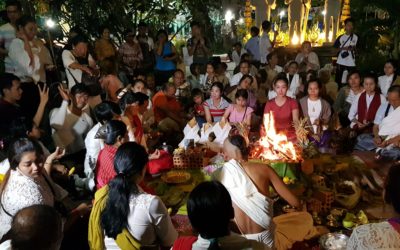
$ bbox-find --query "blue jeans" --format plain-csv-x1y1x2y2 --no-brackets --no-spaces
354,134,376,151
195,116,206,128
379,148,400,160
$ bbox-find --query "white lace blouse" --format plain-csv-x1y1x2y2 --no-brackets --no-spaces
347,221,400,250
104,190,178,248
0,169,68,239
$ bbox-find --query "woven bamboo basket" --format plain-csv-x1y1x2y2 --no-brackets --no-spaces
173,152,208,168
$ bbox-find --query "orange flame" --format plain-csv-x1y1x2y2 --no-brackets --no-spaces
255,112,300,162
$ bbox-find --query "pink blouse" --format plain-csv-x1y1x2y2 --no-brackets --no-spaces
226,104,253,123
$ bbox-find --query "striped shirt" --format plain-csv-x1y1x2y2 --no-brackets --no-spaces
95,144,118,190
118,42,143,75
204,97,230,122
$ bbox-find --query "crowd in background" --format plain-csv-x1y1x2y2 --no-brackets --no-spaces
1,0,400,249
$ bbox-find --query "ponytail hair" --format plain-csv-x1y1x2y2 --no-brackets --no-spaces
104,120,127,145
101,142,148,238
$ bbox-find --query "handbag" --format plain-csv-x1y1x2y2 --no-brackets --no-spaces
147,150,173,175
81,71,103,96
67,68,103,97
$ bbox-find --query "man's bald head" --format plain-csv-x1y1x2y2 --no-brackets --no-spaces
10,205,63,250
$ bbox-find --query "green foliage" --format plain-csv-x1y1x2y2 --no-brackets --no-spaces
351,0,400,73
34,0,221,44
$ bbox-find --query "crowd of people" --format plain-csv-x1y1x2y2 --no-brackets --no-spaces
0,0,400,249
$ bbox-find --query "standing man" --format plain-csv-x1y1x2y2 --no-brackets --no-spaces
245,26,261,68
260,20,276,66
334,18,358,87
187,21,211,72
0,0,22,72
136,21,155,74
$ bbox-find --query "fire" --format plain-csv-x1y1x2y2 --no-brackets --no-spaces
252,112,300,162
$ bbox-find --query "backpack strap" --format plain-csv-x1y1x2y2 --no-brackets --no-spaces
384,103,391,118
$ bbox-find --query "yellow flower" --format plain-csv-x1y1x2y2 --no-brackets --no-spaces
283,176,290,185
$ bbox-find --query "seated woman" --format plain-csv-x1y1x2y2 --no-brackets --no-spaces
95,120,129,190
173,181,269,250
227,74,257,110
263,52,283,91
99,142,177,248
268,61,302,99
348,72,386,133
223,89,254,127
119,89,150,146
378,59,400,97
0,117,68,177
264,74,300,142
200,62,219,94
333,70,364,128
213,135,317,249
0,138,89,240
299,78,332,146
347,163,400,249
204,82,230,123
295,41,320,73
172,69,191,107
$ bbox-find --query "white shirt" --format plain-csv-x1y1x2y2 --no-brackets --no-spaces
50,101,93,155
295,52,320,70
0,23,16,73
104,190,177,248
336,33,358,67
307,98,322,133
348,93,386,127
378,74,394,97
232,48,246,66
0,240,11,250
84,122,104,178
62,50,95,89
274,65,283,73
374,103,394,125
346,89,362,105
6,38,40,82
230,72,244,87
192,233,270,250
260,32,272,64
287,73,301,96
347,221,400,250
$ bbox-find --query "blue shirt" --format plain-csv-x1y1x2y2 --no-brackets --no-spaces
155,41,176,71
245,36,260,61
